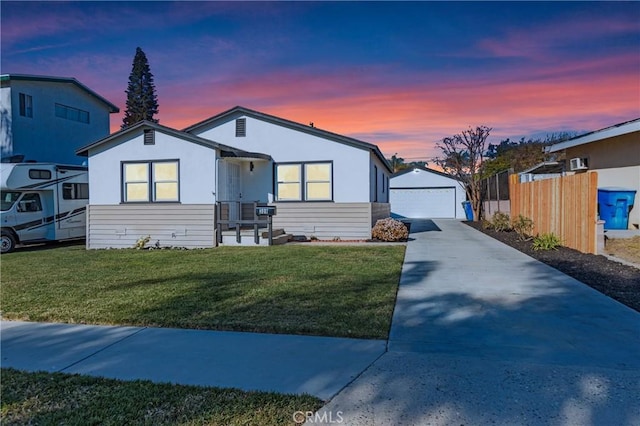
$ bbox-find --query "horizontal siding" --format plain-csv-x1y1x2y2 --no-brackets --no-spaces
272,202,376,240
87,204,215,249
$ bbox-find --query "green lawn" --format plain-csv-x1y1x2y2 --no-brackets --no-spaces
2,244,405,339
1,368,323,426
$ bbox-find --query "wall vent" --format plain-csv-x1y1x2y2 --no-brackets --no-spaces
235,118,246,137
143,129,155,145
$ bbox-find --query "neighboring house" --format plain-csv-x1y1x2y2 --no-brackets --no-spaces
1,74,119,165
76,106,392,248
546,118,640,230
389,166,466,219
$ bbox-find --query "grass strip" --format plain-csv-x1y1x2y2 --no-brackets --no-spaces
1,368,323,425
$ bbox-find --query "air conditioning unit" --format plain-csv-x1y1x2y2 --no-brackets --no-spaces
569,157,588,171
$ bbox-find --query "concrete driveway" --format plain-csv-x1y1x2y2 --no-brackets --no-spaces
313,219,640,425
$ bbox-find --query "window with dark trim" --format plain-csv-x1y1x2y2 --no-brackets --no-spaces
235,118,246,137
55,103,89,124
29,169,51,180
19,93,33,117
276,162,332,201
63,183,89,200
374,165,378,202
122,160,179,203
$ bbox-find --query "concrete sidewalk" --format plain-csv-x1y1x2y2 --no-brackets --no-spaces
314,219,640,425
0,321,385,400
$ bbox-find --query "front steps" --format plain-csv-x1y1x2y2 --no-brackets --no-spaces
219,228,291,246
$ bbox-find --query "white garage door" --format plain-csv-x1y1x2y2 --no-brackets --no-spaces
390,187,456,218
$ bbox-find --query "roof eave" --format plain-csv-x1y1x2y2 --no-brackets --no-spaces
546,118,640,153
185,106,393,173
1,73,119,113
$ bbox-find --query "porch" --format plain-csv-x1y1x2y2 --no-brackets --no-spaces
216,201,290,246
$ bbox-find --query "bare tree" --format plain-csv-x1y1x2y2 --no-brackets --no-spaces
435,126,492,221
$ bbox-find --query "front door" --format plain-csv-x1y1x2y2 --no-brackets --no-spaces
219,161,242,224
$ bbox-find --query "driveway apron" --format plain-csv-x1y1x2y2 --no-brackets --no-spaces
313,219,640,425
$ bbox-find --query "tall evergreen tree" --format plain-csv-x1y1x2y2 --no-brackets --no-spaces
122,47,159,128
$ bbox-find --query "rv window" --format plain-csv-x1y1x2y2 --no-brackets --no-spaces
17,193,42,212
63,183,89,200
29,169,52,180
1,191,21,211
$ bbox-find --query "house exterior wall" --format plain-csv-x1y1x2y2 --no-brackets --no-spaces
191,115,373,203
86,204,215,249
272,202,390,240
370,153,391,203
565,134,640,229
0,86,12,157
390,169,467,219
87,130,217,205
1,79,112,164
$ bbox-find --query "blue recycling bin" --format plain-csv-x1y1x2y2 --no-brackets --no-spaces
597,187,636,230
462,201,474,221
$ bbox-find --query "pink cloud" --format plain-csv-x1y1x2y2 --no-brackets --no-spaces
477,14,640,60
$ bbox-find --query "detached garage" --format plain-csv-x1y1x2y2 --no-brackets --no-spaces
390,167,467,219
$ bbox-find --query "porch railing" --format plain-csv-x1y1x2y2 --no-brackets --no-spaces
215,201,274,245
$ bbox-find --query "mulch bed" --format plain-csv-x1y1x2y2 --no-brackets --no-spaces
465,222,640,313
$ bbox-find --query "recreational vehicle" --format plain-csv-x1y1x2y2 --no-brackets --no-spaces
1,163,88,253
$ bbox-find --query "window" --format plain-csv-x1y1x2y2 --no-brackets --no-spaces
276,162,332,201
276,164,301,201
144,129,155,145
17,193,42,212
1,191,21,211
63,183,89,200
305,163,331,200
122,161,179,203
55,103,90,124
374,166,378,202
29,169,52,180
19,93,33,117
235,118,246,137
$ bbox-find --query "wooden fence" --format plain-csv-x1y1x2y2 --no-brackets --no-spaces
509,172,598,254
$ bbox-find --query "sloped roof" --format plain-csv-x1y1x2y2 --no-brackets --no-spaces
391,165,461,181
546,118,640,153
1,74,120,113
75,120,271,160
184,106,393,173
519,161,564,175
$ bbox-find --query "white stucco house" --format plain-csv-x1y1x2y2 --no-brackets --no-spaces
389,166,467,219
1,74,119,165
76,106,392,248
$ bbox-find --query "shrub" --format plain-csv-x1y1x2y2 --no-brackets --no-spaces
134,235,151,249
512,215,534,241
372,218,409,242
491,212,511,232
533,233,562,251
481,219,493,230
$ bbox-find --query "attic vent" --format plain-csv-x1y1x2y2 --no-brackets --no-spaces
235,118,246,137
144,129,155,145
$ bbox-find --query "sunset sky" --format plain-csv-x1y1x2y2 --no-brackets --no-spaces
2,1,639,162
